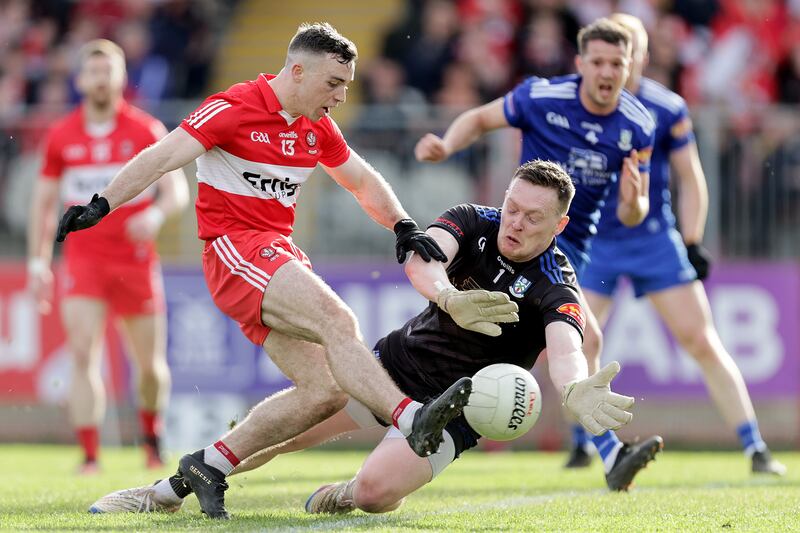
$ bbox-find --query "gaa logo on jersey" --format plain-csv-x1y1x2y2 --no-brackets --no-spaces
260,247,276,259
556,303,585,329
509,275,532,299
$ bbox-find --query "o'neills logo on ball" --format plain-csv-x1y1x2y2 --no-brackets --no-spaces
260,247,275,258
507,376,530,430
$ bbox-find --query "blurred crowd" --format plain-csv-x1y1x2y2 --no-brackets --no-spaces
359,0,800,117
0,0,222,138
0,0,797,258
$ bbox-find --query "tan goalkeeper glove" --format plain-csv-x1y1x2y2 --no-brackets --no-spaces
435,285,519,337
562,361,635,435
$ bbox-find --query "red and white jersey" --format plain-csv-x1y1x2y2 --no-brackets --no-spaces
41,101,163,263
179,73,350,240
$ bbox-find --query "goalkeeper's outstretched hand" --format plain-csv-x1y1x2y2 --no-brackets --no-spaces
56,194,110,242
436,286,519,337
562,361,634,435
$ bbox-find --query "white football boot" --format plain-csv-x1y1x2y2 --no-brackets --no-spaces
88,482,183,514
305,479,356,514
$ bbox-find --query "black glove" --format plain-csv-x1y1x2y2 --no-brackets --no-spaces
393,218,448,263
56,194,110,242
686,243,712,281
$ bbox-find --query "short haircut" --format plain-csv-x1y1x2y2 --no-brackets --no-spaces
78,39,126,73
288,22,358,64
512,160,575,215
609,13,648,55
577,17,631,56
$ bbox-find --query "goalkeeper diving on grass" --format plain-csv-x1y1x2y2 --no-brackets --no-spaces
89,161,654,518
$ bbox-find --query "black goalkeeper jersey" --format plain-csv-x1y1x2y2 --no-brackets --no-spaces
377,203,586,401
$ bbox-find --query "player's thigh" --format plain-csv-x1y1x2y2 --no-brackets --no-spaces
60,297,107,358
261,259,359,344
116,312,166,371
648,281,714,341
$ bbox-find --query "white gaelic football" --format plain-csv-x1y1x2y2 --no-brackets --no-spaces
463,363,542,441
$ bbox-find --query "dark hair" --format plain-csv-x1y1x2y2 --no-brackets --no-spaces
577,17,631,56
512,160,575,214
288,22,358,64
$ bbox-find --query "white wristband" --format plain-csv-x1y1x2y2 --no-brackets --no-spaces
27,258,48,276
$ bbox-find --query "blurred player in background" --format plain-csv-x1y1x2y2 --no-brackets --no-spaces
415,18,662,489
578,13,785,475
88,160,637,516
57,23,472,519
26,39,189,473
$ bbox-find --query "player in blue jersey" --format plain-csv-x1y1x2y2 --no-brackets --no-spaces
577,13,785,476
415,18,663,490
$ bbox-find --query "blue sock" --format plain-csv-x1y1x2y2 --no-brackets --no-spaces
592,430,623,472
572,424,592,451
737,420,766,456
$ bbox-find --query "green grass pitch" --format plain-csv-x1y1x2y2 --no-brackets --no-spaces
2,445,799,531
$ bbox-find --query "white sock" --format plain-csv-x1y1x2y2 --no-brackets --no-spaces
203,442,239,476
152,478,183,503
603,442,625,474
392,399,423,437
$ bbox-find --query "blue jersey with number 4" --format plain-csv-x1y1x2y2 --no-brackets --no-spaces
503,74,655,265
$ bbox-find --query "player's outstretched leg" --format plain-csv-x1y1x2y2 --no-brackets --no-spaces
305,479,357,514
178,453,230,519
406,377,472,456
88,481,183,514
605,435,664,491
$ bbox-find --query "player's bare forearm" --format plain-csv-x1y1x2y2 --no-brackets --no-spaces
440,99,507,157
404,227,458,300
352,173,409,229
102,128,204,210
405,253,452,301
671,143,708,244
545,322,589,392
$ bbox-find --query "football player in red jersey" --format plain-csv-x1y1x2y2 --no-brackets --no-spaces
27,39,189,473
58,23,501,518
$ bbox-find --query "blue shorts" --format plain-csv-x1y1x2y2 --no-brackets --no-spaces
582,228,697,298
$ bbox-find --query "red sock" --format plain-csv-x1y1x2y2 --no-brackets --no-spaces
139,409,161,440
77,426,99,463
391,397,414,429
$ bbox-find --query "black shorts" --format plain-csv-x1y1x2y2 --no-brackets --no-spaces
373,336,481,458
